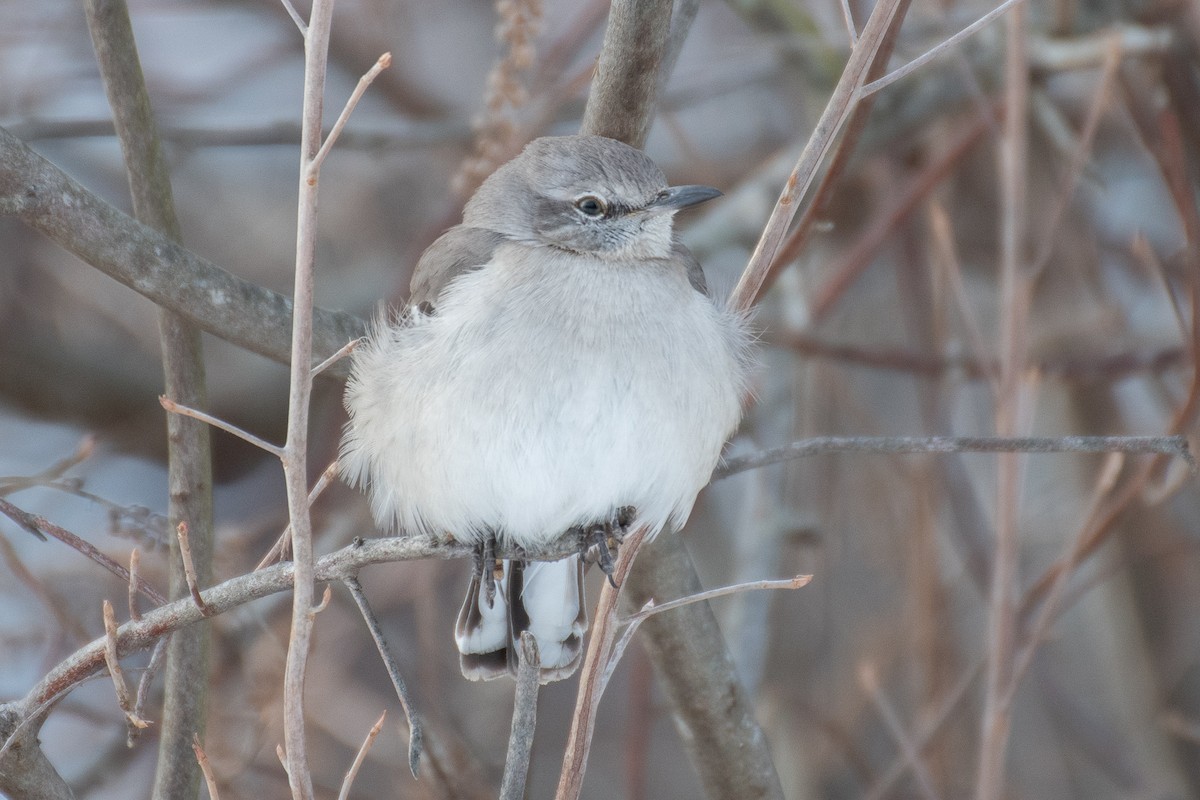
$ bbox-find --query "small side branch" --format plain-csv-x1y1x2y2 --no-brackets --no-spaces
159,396,283,458
102,600,151,732
192,735,221,800
176,522,213,617
342,576,423,777
337,711,386,800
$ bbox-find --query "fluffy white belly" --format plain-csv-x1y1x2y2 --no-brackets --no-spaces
342,245,749,547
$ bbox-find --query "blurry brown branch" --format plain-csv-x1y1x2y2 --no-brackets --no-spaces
773,333,1187,382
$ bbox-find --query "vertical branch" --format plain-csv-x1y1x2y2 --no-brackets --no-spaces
280,2,335,797
580,0,675,149
499,633,541,800
81,3,214,799
975,5,1030,800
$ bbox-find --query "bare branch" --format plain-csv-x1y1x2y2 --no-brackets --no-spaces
860,0,1027,97
279,0,307,35
175,523,213,617
159,396,284,458
102,599,151,732
311,53,392,174
500,633,541,800
255,460,341,570
556,526,650,800
0,497,167,606
580,0,675,148
311,339,360,378
859,664,942,800
336,711,385,800
342,576,423,778
715,435,1194,478
128,548,142,622
192,735,221,800
728,0,909,312
0,126,366,379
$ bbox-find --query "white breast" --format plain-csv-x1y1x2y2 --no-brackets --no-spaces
341,243,751,546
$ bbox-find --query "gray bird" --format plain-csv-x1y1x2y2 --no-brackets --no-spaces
341,135,752,682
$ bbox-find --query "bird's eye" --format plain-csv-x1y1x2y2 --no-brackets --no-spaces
574,195,607,218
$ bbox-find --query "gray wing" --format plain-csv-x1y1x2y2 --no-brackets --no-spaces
409,226,506,312
673,240,709,296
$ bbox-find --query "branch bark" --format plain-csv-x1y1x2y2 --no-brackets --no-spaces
0,125,365,378
82,3,214,798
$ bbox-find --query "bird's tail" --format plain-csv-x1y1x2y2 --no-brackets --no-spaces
454,554,587,683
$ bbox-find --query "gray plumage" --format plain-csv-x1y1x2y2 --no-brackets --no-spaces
341,135,751,681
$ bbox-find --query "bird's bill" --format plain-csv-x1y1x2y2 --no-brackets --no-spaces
649,184,723,211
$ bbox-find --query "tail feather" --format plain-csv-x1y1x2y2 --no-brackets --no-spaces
455,555,587,683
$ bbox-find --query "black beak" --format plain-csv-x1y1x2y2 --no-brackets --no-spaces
648,184,723,211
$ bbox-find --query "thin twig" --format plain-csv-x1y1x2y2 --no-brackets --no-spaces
337,711,386,800
0,497,167,606
311,338,360,377
715,435,1193,478
193,735,221,800
159,396,284,458
310,53,392,174
128,548,142,621
342,576,423,777
859,664,943,800
500,633,541,800
279,0,307,35
131,636,169,746
607,575,811,688
255,459,341,570
102,600,150,731
860,0,1027,97
309,584,332,616
836,0,859,45
555,526,650,800
621,575,811,626
728,0,907,312
176,522,213,617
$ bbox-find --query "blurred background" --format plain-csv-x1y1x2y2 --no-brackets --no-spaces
1,0,1199,797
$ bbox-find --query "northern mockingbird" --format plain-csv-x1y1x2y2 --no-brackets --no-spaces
341,135,751,682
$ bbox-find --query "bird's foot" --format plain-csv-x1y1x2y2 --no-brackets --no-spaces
579,506,637,589
473,532,504,608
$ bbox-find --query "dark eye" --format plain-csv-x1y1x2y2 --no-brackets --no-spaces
574,195,607,218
